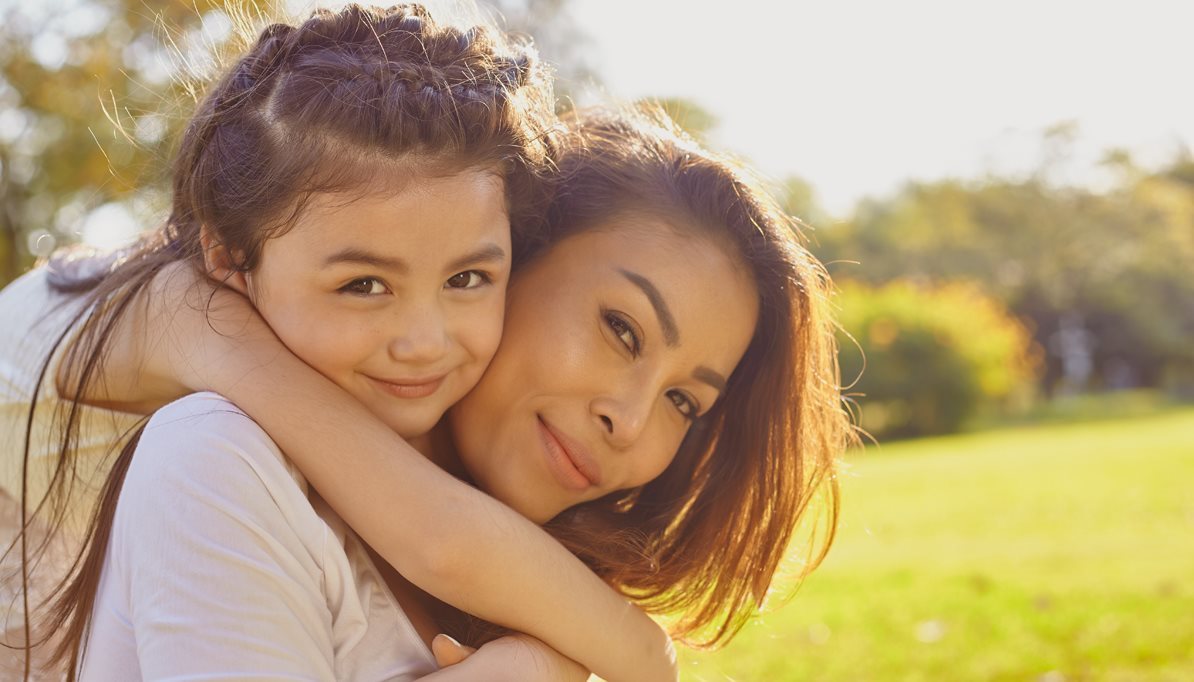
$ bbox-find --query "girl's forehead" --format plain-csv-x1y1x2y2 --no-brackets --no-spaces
261,171,512,265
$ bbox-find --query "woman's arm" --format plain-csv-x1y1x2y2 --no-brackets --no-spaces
128,264,678,682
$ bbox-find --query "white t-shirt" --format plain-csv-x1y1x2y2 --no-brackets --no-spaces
81,392,437,681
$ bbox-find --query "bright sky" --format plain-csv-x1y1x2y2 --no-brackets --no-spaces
75,0,1194,247
567,0,1194,215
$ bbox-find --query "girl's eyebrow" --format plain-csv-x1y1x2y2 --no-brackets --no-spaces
323,248,408,273
446,243,508,272
321,243,507,273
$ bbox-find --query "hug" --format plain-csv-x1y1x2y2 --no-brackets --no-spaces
0,4,849,680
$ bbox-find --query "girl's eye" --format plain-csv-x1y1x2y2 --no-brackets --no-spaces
445,270,490,290
340,277,388,296
668,390,699,420
605,311,640,355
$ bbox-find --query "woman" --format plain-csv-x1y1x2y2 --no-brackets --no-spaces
74,105,850,678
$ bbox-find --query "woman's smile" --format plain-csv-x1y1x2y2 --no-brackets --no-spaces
537,415,602,491
449,218,759,523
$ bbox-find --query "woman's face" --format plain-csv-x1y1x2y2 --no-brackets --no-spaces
448,217,759,523
244,169,511,439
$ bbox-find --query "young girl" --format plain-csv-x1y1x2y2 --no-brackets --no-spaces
0,5,678,680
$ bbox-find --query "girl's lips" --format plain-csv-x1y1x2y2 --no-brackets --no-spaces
367,374,446,399
537,416,602,491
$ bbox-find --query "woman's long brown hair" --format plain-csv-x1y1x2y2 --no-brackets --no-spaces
535,105,854,648
7,4,557,675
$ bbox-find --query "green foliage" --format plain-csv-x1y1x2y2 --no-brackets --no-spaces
0,0,244,285
812,150,1194,397
837,279,1039,438
682,408,1194,680
651,97,718,141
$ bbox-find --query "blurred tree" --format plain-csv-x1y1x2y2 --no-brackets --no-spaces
779,175,834,244
651,97,718,141
817,146,1194,396
836,280,1039,439
0,0,236,285
485,0,596,102
0,0,598,287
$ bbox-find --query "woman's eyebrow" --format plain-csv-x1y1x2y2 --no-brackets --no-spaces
618,268,679,346
694,366,727,393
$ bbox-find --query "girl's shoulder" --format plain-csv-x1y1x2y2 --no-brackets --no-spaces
133,389,317,523
138,392,312,499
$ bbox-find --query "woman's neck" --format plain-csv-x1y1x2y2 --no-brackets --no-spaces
363,421,473,648
409,421,469,483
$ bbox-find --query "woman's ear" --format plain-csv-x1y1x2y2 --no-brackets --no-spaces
199,224,250,296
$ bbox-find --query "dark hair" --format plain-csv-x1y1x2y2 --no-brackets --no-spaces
537,105,852,648
11,4,556,673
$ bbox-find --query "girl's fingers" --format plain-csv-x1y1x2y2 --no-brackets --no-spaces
431,633,476,668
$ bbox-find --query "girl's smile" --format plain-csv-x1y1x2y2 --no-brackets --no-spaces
235,167,511,440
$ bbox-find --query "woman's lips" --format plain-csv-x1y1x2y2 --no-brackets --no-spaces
537,416,602,491
367,373,446,399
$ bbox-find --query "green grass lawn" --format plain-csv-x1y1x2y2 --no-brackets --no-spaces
679,408,1194,681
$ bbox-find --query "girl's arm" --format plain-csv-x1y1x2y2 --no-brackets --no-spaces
128,264,678,682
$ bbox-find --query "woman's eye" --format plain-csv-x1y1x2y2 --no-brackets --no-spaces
445,270,490,290
605,311,640,355
668,391,699,420
340,277,388,296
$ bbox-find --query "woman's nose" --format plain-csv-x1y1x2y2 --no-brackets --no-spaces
387,301,448,365
591,383,653,449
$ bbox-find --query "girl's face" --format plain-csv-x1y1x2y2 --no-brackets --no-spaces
448,217,759,523
246,169,511,439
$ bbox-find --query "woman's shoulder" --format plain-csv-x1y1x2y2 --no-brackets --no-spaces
0,266,78,335
0,266,88,405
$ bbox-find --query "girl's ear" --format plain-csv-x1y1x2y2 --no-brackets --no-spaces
199,224,250,296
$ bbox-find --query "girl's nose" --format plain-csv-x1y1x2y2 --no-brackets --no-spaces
387,302,448,366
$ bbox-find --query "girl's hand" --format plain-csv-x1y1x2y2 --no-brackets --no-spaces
62,260,275,411
423,633,590,681
139,262,283,398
